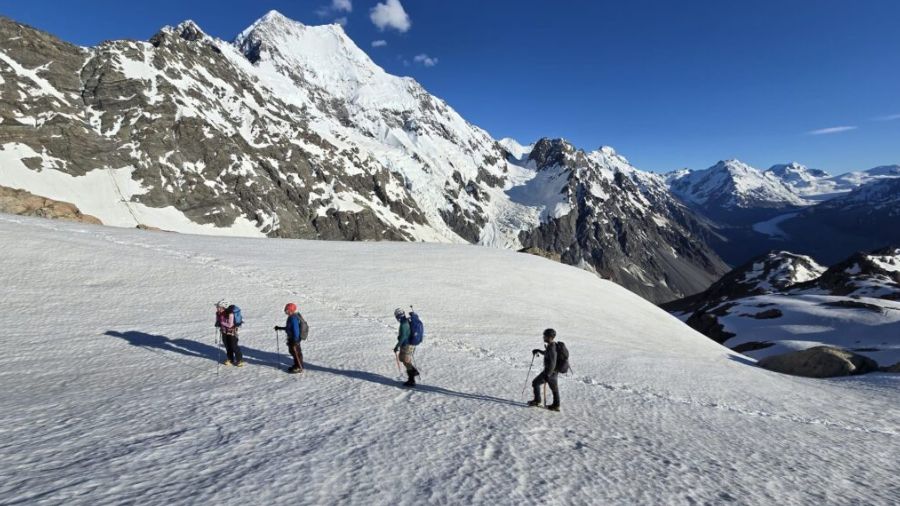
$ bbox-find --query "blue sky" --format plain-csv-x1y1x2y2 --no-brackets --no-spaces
2,0,899,173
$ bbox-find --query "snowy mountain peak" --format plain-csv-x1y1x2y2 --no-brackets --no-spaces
234,10,415,111
809,246,900,298
241,10,308,38
764,162,835,197
497,138,532,161
154,19,208,43
866,165,900,177
528,138,576,169
767,162,828,179
668,159,808,210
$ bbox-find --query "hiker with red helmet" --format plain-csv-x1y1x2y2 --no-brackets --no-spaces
215,300,244,367
274,302,308,373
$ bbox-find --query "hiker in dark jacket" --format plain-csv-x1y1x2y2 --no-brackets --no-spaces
528,328,560,410
274,302,304,373
215,300,243,367
393,308,419,387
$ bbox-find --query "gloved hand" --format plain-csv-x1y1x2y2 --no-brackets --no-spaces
532,349,543,356
274,326,281,331
393,345,400,353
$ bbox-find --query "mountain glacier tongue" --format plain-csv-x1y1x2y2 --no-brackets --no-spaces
0,11,729,303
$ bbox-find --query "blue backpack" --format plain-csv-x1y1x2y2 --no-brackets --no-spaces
408,311,424,346
228,305,243,327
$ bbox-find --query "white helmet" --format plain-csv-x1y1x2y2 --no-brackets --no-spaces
216,299,229,309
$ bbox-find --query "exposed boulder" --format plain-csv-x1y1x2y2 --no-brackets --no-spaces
685,310,735,344
519,247,562,263
0,185,102,225
758,346,880,378
749,308,782,319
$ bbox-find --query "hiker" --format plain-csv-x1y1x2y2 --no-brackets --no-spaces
529,328,560,411
393,308,420,387
215,300,244,367
274,302,305,373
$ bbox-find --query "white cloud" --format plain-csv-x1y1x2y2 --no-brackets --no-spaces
332,0,352,12
370,0,411,32
413,53,438,67
807,126,858,135
317,0,352,17
371,40,388,48
334,17,348,27
874,113,900,121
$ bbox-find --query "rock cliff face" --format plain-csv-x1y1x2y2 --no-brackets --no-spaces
0,12,728,302
515,140,728,302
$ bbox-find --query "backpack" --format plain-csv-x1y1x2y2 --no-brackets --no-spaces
299,314,310,341
408,311,425,346
227,305,243,327
555,341,569,374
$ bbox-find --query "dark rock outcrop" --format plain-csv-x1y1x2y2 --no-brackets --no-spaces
758,346,879,378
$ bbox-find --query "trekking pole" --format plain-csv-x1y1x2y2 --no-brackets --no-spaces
543,384,548,408
215,330,221,376
275,329,281,367
521,354,536,398
394,350,403,375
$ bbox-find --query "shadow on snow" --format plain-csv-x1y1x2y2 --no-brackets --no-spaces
105,330,521,407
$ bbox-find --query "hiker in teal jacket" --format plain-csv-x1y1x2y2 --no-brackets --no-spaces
393,308,419,387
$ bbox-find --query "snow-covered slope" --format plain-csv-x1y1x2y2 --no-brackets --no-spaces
665,248,900,365
1,216,898,505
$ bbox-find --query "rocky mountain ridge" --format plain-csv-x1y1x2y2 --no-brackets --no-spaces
0,12,726,302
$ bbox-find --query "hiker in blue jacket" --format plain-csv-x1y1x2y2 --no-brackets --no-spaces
274,302,304,373
393,308,420,387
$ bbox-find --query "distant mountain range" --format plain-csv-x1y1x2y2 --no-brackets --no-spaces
666,161,900,265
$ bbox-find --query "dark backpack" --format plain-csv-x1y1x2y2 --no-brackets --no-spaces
299,314,310,341
408,312,424,346
555,341,569,374
227,305,243,327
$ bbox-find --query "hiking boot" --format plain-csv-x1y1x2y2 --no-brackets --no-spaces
288,366,302,374
222,359,232,366
547,403,560,412
403,372,416,387
526,399,541,407
411,367,420,377
235,361,245,367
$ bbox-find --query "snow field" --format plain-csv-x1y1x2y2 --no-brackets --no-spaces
1,215,898,505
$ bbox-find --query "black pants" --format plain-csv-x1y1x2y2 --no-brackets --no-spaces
532,371,559,405
222,332,242,364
